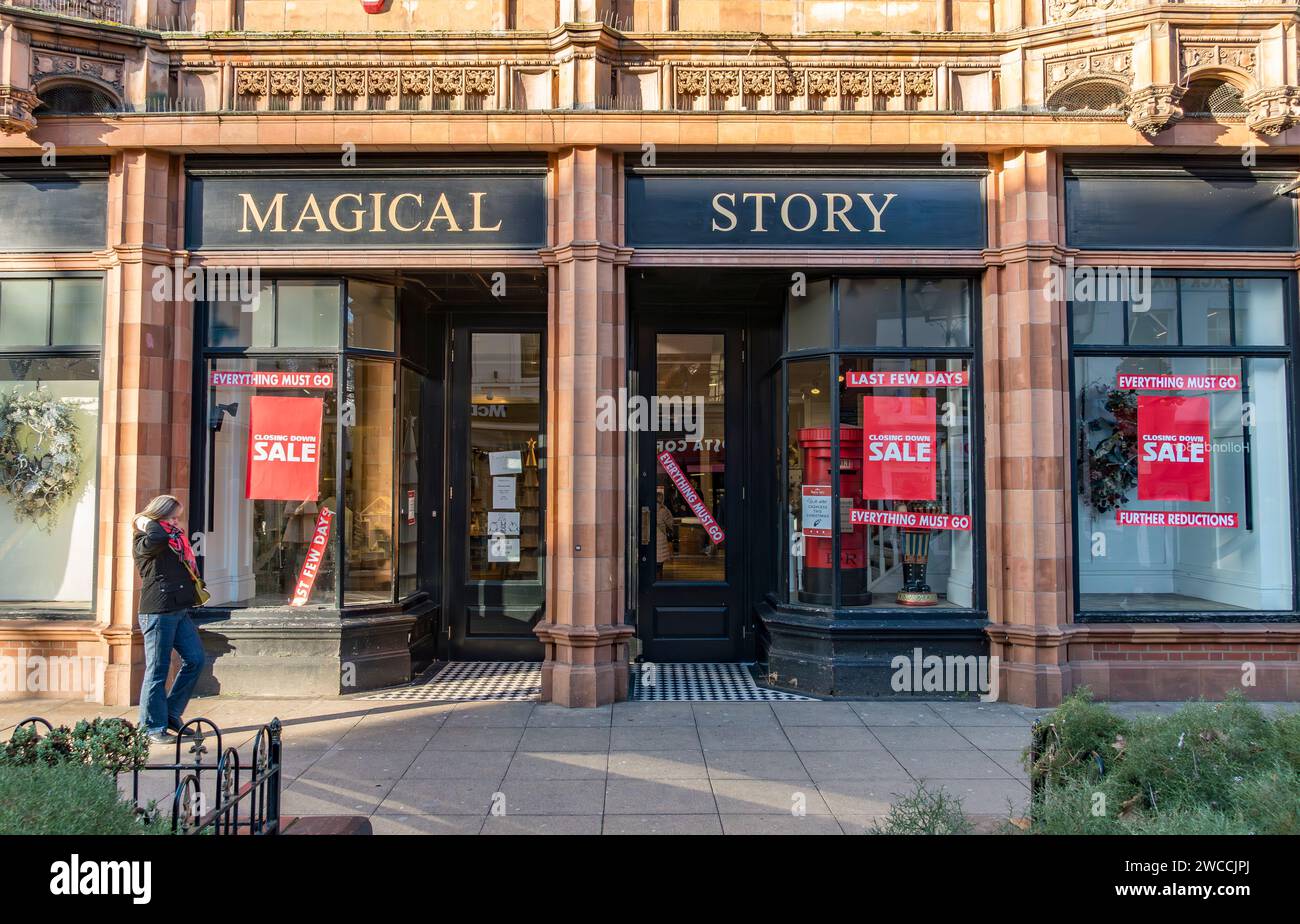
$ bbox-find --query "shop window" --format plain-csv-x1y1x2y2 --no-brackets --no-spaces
781,276,977,611
1072,274,1294,614
201,276,410,610
0,276,104,607
398,367,421,599
203,356,340,608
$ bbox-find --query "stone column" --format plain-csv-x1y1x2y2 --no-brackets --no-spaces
535,146,634,706
97,149,191,705
982,148,1073,707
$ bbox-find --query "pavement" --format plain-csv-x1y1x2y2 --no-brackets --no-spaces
3,695,1296,835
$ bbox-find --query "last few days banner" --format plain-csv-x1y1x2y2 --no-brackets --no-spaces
246,396,324,501
1137,395,1211,502
862,395,936,501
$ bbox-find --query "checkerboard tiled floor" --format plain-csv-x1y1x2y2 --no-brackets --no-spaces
5,696,1296,835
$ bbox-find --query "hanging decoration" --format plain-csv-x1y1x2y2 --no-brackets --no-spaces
1078,383,1138,513
0,387,83,530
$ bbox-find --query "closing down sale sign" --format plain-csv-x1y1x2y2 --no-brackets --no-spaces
246,396,324,501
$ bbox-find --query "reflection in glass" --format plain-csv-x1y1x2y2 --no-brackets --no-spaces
51,279,104,346
345,359,395,604
348,280,396,351
276,281,340,349
839,278,902,348
469,332,542,581
0,279,50,347
787,279,833,351
398,367,421,598
784,359,831,603
0,357,100,605
655,333,725,582
1128,277,1177,345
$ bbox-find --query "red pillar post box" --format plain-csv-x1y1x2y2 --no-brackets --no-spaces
797,426,869,606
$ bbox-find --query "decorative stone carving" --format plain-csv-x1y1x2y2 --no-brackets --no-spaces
807,69,839,97
235,70,268,97
1123,84,1184,135
0,86,40,135
839,70,870,99
710,69,740,98
1181,42,1258,81
431,68,464,95
873,70,902,97
774,68,804,96
335,70,366,96
1045,49,1133,95
31,46,124,91
904,70,936,98
742,69,772,97
302,70,333,96
465,68,497,95
1047,0,1137,22
1244,85,1300,136
269,70,300,97
675,68,707,98
401,69,431,96
369,69,399,96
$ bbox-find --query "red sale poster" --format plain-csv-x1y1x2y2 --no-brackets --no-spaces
245,396,324,501
862,396,936,501
1137,395,1211,502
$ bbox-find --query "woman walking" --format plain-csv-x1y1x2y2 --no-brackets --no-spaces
132,495,207,744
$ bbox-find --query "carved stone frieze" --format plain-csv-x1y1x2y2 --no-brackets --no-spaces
1123,84,1184,135
31,47,124,91
369,69,400,97
807,69,839,97
904,70,935,98
1243,85,1300,136
0,86,41,135
465,68,497,95
675,67,707,98
774,68,804,96
840,70,870,99
710,69,740,98
1045,48,1133,95
401,69,431,96
431,68,465,95
235,69,268,97
302,70,333,96
335,70,367,96
269,69,300,97
873,70,902,97
1047,0,1137,23
742,69,773,97
1181,41,1258,81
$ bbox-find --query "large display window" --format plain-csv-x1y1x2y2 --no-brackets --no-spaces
780,276,979,611
0,275,103,607
1072,274,1295,615
200,277,419,610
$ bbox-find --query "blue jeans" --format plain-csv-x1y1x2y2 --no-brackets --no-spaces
138,610,206,735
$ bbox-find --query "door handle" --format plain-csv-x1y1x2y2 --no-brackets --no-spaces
640,506,651,545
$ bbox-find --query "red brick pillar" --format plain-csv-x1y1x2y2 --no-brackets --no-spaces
983,148,1073,707
97,150,192,706
535,146,634,706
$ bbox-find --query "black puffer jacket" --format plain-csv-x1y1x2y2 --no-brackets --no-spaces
133,519,199,615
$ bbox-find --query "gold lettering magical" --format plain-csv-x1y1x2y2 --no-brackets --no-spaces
237,191,503,234
710,191,898,233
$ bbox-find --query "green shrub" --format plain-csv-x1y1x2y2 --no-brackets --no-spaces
0,763,167,836
1028,691,1300,834
0,718,148,774
869,781,973,835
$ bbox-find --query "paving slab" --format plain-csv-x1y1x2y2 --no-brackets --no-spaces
527,704,613,727
782,725,885,752
424,726,524,751
892,749,1014,781
796,750,909,782
444,703,536,727
711,780,831,815
771,702,865,726
719,814,844,835
602,814,723,835
283,777,395,816
482,814,604,835
607,750,708,780
496,780,607,815
610,702,697,726
870,726,979,750
691,703,779,727
405,749,513,781
378,778,502,815
367,814,485,835
698,724,794,751
604,778,717,815
505,751,608,781
848,702,947,726
611,725,701,750
953,725,1033,751
300,748,418,782
704,749,812,782
517,726,612,753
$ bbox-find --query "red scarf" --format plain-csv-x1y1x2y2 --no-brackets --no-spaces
161,520,198,572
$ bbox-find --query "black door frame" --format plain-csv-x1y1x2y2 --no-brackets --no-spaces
632,310,752,662
445,314,547,660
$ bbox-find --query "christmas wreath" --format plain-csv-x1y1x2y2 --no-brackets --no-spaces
0,387,83,530
1078,384,1138,513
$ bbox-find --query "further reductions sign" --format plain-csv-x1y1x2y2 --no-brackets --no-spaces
1137,395,1211,502
246,396,324,501
862,396,936,501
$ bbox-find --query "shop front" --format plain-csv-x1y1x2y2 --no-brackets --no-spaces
622,160,991,695
181,157,550,694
